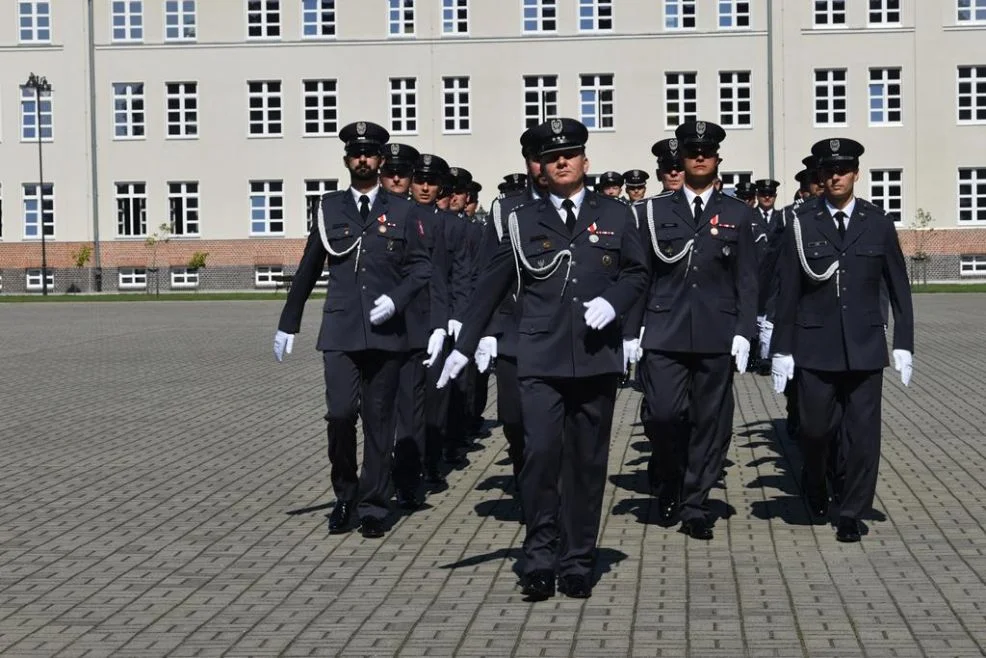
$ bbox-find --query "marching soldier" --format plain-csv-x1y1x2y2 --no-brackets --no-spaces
438,118,648,600
623,169,650,202
631,120,757,538
771,137,914,543
272,121,432,538
380,143,419,197
501,173,529,195
734,181,758,208
465,180,482,218
651,139,685,192
596,171,624,198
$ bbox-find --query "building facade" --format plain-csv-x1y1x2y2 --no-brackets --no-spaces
0,0,984,292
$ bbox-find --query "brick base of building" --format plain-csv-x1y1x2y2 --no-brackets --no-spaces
1,229,985,293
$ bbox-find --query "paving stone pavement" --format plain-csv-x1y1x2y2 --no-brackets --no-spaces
1,295,985,658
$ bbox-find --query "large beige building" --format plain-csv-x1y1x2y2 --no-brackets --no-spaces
0,0,984,292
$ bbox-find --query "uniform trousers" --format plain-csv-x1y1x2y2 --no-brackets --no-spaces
473,368,492,428
495,355,524,482
798,368,883,520
393,348,434,491
641,350,734,522
518,374,619,578
424,344,452,460
322,350,403,521
447,362,474,449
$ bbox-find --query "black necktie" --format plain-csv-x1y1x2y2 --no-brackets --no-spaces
835,210,847,238
359,194,370,221
693,195,704,220
562,199,577,233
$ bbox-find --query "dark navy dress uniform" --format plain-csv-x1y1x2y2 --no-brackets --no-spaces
772,141,913,530
278,148,431,525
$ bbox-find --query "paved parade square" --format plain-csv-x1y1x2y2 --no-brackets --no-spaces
0,295,984,657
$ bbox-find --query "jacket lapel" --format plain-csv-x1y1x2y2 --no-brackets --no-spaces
812,207,842,249
535,198,571,240
340,190,363,227
570,191,603,239
840,202,868,250
365,190,388,228
670,190,697,229
695,191,723,230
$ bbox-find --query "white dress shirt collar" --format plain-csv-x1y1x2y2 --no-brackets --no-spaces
825,196,856,220
350,184,381,208
682,185,714,212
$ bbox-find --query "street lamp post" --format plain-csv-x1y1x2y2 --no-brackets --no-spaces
24,72,52,296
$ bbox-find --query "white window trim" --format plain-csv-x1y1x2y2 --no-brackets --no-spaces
115,182,148,237
111,0,144,42
813,68,849,128
25,269,55,292
164,81,198,140
169,181,201,236
301,79,339,137
20,87,54,143
960,255,986,276
664,72,699,130
249,181,285,236
957,0,986,24
578,74,615,132
22,183,55,240
246,80,283,138
389,77,419,136
112,82,146,141
170,267,200,288
301,0,336,39
442,0,470,36
812,0,846,29
19,1,53,43
442,76,472,135
957,65,986,126
664,0,696,31
718,70,753,129
118,267,148,290
521,0,558,34
867,0,902,27
717,0,751,30
868,169,903,222
164,0,197,41
246,0,281,40
957,167,986,224
522,75,559,129
578,0,613,32
305,180,338,233
388,0,416,38
868,68,903,127
255,265,284,288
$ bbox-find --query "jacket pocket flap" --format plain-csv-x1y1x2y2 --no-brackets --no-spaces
860,244,884,257
518,315,556,334
796,313,823,327
648,296,672,312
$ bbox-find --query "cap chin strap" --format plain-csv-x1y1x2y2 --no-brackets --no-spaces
317,198,363,273
791,208,840,297
507,210,573,299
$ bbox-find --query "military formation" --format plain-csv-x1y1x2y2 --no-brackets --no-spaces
272,116,914,601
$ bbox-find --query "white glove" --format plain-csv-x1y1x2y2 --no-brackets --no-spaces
369,295,396,325
436,349,469,389
423,328,447,367
771,354,795,394
759,319,774,361
893,349,913,387
583,297,617,330
273,330,294,363
622,338,640,374
448,319,462,341
731,335,750,374
756,314,766,333
475,336,498,373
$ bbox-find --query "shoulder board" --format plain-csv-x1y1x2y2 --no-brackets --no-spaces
594,193,629,207
380,189,411,203
640,190,674,204
720,192,747,205
856,198,885,215
794,199,818,217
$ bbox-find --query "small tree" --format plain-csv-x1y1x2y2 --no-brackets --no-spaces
911,208,935,260
145,222,173,295
187,251,208,271
69,244,92,293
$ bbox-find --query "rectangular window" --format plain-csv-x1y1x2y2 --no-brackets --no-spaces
665,0,696,29
718,0,749,28
813,0,846,27
171,268,199,288
247,0,280,39
166,81,198,138
868,68,902,125
248,80,282,136
523,0,557,32
958,168,986,223
389,77,418,134
113,82,146,139
23,183,54,239
869,169,903,222
579,74,615,131
20,86,53,142
26,269,54,292
116,182,148,236
957,0,986,23
112,1,144,41
720,171,753,195
814,68,848,126
165,0,196,40
255,265,283,287
718,71,752,127
868,0,900,25
523,75,558,128
305,179,338,231
960,255,986,275
302,79,338,136
119,267,147,289
19,1,52,42
250,180,284,234
957,66,986,124
302,0,335,37
389,0,415,37
443,0,468,34
442,77,471,134
579,0,613,31
664,72,698,129
169,182,200,235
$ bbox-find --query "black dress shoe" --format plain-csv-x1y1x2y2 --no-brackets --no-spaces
327,501,353,534
836,517,861,543
423,468,447,488
680,517,713,541
657,495,679,525
396,487,421,510
443,448,467,466
360,517,386,539
520,569,555,600
557,574,592,599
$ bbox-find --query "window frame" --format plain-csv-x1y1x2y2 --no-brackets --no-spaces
118,267,148,290
255,265,284,288
115,181,148,237
302,0,336,38
388,0,416,38
249,180,285,236
442,76,472,134
665,0,696,31
302,79,339,137
164,0,197,41
957,65,986,125
168,181,200,236
247,80,283,138
522,74,559,129
165,81,198,139
170,267,200,288
579,73,615,132
246,0,281,40
867,0,901,27
868,67,902,126
22,182,54,240
957,167,986,224
813,68,849,127
442,0,469,35
25,268,54,292
578,0,613,32
718,70,753,129
812,0,846,28
868,169,903,222
389,77,419,135
304,179,339,233
717,0,750,30
113,81,146,140
957,0,986,24
19,1,52,43
664,71,699,129
20,85,54,143
522,0,558,34
111,0,144,42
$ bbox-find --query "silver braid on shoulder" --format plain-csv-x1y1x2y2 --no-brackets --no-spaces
507,210,573,299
